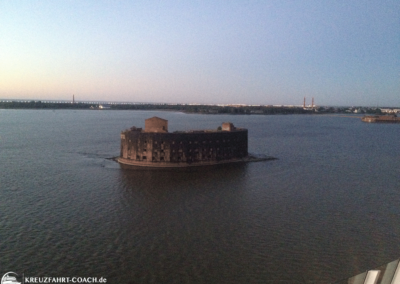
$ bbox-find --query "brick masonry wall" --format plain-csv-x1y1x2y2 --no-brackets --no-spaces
120,129,248,165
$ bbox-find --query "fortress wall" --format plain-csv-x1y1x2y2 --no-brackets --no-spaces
120,129,248,165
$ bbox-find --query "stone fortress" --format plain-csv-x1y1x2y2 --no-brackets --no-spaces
118,117,249,168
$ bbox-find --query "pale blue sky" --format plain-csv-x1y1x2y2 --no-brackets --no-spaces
1,0,399,106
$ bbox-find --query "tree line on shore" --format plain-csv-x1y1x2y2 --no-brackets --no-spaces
0,100,384,115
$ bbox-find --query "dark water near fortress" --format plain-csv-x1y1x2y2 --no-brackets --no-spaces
1,110,399,283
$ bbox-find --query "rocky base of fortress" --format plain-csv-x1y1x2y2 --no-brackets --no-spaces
116,154,277,169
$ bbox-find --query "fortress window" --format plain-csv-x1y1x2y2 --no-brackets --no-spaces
160,157,164,161
143,156,147,160
136,155,139,160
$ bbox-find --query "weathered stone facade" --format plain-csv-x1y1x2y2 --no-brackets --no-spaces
118,117,248,167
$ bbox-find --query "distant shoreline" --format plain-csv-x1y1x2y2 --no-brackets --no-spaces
0,101,391,115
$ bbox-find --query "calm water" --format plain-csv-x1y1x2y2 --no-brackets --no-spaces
1,110,399,283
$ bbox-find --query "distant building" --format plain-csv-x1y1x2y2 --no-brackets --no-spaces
381,108,400,114
118,117,248,168
99,104,111,109
361,114,400,123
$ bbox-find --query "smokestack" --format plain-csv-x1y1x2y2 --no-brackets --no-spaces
303,97,306,108
312,97,314,108
73,95,75,104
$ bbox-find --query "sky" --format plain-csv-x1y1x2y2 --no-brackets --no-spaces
0,0,399,106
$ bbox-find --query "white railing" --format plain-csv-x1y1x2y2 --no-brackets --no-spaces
333,259,400,284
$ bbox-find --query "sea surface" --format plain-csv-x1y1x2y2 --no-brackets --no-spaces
1,110,399,283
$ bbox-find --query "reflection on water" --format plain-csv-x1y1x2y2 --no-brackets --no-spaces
116,164,257,283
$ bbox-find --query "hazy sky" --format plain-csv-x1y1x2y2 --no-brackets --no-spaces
1,1,399,106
